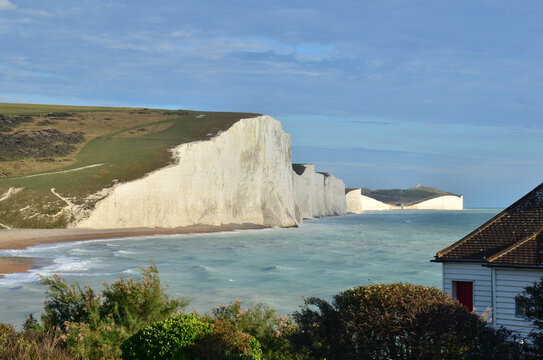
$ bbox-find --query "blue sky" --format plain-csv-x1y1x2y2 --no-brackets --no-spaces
1,0,543,207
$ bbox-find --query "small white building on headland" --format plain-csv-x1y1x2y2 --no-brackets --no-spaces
433,182,543,339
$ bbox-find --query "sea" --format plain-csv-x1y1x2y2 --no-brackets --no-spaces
0,209,499,327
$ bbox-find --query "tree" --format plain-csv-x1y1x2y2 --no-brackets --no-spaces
516,279,543,356
291,283,523,360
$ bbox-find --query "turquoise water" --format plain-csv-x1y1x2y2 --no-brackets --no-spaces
0,209,498,327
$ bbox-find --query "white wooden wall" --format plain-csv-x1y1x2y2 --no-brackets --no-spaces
443,263,543,339
494,268,543,339
442,262,492,317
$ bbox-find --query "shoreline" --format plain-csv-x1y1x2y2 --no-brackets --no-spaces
0,223,268,277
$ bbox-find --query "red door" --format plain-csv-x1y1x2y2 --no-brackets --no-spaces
455,281,473,312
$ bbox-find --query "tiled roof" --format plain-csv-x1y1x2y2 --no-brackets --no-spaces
435,182,543,266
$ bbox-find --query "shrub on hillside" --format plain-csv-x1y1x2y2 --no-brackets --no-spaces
39,261,188,359
191,319,262,360
291,283,524,360
121,313,212,360
209,300,298,359
0,323,76,360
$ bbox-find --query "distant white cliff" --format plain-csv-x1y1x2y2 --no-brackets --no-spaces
76,116,346,229
403,195,463,210
345,188,463,213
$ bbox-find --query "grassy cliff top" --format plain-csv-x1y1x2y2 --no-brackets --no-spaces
0,103,259,228
360,186,460,206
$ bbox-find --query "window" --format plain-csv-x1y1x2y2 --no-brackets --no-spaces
452,281,473,312
515,299,527,318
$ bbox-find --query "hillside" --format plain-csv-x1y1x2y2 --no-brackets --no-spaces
0,103,259,228
359,186,459,206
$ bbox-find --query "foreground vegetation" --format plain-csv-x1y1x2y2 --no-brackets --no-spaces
2,262,541,359
0,103,258,228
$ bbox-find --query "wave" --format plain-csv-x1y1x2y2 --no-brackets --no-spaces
113,250,139,257
261,265,295,272
0,272,38,288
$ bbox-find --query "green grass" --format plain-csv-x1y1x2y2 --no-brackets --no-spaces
0,104,259,228
0,103,133,115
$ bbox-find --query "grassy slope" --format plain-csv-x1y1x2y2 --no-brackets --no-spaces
360,186,459,206
0,103,126,114
0,104,259,228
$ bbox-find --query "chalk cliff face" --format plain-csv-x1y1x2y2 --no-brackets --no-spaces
358,194,394,211
292,165,346,219
292,165,313,219
345,189,363,214
76,116,346,229
346,189,393,213
76,116,300,229
323,173,347,216
403,195,463,210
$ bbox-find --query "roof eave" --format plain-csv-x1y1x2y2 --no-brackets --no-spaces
483,263,543,270
431,257,486,263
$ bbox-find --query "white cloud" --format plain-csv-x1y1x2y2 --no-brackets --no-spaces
0,0,15,11
19,8,54,17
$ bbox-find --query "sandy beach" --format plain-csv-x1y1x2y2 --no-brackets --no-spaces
0,223,267,277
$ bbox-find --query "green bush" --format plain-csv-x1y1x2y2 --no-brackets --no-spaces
121,313,212,360
100,262,189,332
41,274,101,331
0,324,76,360
516,278,543,356
291,283,524,360
192,319,262,360
39,261,188,359
209,300,298,360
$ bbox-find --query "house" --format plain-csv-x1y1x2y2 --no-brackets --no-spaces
433,182,543,338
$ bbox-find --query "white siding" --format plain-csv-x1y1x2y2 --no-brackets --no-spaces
442,262,492,317
494,268,543,339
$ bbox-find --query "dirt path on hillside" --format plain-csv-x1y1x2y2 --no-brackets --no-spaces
13,163,104,179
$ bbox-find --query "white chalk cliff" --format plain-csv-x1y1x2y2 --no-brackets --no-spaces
292,165,346,219
403,195,463,210
323,173,347,216
346,189,463,213
75,116,346,229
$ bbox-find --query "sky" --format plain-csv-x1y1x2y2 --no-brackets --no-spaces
1,0,543,207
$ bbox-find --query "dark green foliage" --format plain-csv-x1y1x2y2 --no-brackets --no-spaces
99,263,189,332
209,300,298,359
0,114,34,132
46,112,75,118
291,283,524,360
121,314,212,360
516,279,543,356
40,261,188,359
0,128,85,160
41,274,101,331
0,323,77,360
191,319,262,360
